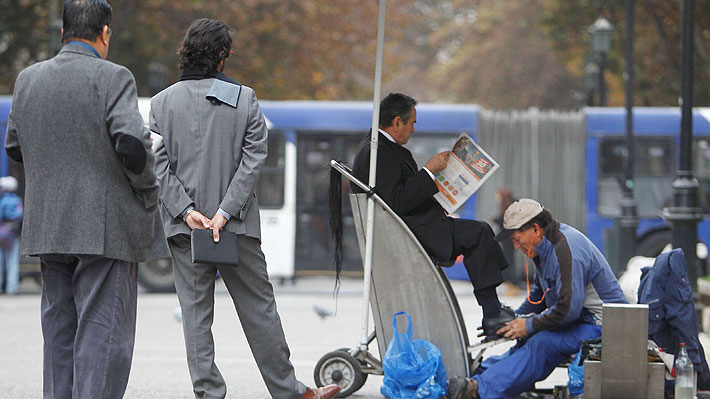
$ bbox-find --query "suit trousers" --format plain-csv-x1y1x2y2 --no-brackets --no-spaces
450,218,507,291
168,234,305,399
39,254,138,399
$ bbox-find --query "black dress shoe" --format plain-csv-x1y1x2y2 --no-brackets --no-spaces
481,305,515,337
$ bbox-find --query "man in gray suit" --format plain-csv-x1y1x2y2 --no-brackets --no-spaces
150,19,340,399
5,0,169,398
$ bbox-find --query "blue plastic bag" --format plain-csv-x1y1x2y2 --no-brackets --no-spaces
380,312,447,399
568,349,584,396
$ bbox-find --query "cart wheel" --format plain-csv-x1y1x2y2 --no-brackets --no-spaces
333,348,369,390
334,348,364,365
314,350,368,397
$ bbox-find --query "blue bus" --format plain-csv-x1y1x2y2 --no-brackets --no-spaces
585,107,710,259
250,101,480,282
2,95,710,290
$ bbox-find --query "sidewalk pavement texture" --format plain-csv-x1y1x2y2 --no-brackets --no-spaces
1,276,709,398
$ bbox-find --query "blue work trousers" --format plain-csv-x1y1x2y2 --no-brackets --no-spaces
473,322,601,399
0,239,19,294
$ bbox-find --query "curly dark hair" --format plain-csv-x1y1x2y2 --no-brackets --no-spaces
177,18,233,74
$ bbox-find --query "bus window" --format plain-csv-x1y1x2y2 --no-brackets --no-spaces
255,132,285,208
295,132,363,272
693,139,710,214
597,137,675,218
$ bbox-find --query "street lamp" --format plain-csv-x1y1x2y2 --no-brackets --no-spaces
663,0,701,293
584,61,600,105
48,19,63,56
147,62,168,96
613,0,639,278
588,16,614,106
47,0,63,57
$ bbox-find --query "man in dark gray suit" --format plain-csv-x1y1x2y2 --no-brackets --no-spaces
151,19,340,399
5,0,169,398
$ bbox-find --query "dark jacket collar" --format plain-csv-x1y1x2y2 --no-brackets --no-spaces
179,68,240,85
373,131,417,174
535,218,562,263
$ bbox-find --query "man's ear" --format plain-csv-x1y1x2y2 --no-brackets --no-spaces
392,116,402,129
100,25,110,46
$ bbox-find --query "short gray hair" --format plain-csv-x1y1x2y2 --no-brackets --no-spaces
379,92,417,127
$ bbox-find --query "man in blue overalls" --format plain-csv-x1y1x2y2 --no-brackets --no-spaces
0,176,22,295
448,199,627,399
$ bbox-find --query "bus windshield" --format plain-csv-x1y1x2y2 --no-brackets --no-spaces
597,137,675,218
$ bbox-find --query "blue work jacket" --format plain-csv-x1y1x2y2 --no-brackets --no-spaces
516,220,627,335
638,248,710,390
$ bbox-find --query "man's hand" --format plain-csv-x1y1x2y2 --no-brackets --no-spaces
185,210,211,231
207,213,227,242
424,151,451,173
497,318,529,340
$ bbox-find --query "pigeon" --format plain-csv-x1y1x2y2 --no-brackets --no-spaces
313,305,333,320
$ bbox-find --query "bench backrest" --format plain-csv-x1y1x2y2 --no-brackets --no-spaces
349,193,471,377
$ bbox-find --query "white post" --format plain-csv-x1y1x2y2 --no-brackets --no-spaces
360,0,386,350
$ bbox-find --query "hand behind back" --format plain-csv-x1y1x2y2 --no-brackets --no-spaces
185,210,211,231
206,214,227,242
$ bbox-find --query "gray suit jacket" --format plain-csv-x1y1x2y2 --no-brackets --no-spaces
5,44,169,262
150,77,267,240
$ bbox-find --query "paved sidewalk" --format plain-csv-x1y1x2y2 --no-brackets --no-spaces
2,276,709,398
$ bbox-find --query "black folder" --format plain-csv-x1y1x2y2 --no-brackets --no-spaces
191,229,239,267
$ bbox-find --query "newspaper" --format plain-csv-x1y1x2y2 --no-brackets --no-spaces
148,128,163,152
433,133,499,214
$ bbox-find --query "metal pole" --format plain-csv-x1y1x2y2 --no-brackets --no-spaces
530,108,540,200
49,0,62,56
679,0,694,175
360,0,386,350
614,0,638,276
599,53,607,106
624,0,635,198
664,0,700,292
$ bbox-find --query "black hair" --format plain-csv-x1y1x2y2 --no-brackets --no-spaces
519,209,553,232
62,0,112,43
328,164,344,296
177,18,233,74
379,92,417,128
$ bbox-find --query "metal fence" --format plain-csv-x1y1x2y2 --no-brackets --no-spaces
475,108,587,232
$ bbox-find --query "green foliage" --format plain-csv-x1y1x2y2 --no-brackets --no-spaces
411,0,582,108
0,0,708,108
0,0,48,93
542,0,710,106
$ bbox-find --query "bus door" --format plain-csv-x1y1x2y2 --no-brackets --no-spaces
693,138,710,256
256,131,294,278
596,136,676,256
295,132,364,273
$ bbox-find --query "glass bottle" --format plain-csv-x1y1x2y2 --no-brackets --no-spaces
674,342,695,399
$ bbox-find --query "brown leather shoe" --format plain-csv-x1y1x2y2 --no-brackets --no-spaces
447,376,478,399
301,384,341,399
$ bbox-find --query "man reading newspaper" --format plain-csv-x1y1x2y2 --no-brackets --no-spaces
435,134,499,214
351,92,512,338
